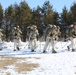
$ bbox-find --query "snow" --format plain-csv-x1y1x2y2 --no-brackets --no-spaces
0,40,76,75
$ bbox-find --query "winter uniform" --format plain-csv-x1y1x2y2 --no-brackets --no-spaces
26,26,33,49
67,24,76,51
50,25,58,53
0,29,3,50
13,26,22,51
29,25,39,52
43,24,52,53
0,29,3,43
43,24,57,53
56,26,61,40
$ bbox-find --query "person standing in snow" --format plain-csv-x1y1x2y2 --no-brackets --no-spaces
50,25,60,53
43,24,58,53
67,22,76,51
29,25,39,52
26,26,33,49
43,24,53,53
13,25,22,51
0,29,3,50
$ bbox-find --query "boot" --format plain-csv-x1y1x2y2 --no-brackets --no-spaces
52,49,57,53
67,46,70,51
31,50,34,52
43,50,46,53
14,49,16,51
17,47,20,51
0,48,2,51
72,49,75,52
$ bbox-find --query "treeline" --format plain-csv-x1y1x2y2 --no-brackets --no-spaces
0,1,76,41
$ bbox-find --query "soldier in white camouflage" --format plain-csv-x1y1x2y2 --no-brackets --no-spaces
26,26,33,49
0,29,3,42
29,25,39,52
43,24,52,53
43,24,58,53
13,26,22,51
0,29,3,50
50,25,58,53
67,22,76,51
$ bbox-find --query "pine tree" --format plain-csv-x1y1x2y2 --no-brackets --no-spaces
0,4,3,28
42,1,54,25
4,5,15,41
70,2,76,22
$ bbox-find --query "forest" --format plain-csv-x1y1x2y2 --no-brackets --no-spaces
0,1,76,41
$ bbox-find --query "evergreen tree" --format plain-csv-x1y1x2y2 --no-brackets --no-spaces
60,6,73,38
53,11,59,25
14,3,21,26
4,5,15,41
0,4,3,28
70,2,76,22
61,6,73,26
17,1,32,41
42,1,54,25
32,6,41,26
61,6,69,26
19,1,32,28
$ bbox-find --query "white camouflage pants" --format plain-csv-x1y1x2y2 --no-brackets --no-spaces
30,38,37,51
14,38,21,50
0,38,2,43
43,37,56,52
69,37,76,50
43,37,51,51
0,38,3,50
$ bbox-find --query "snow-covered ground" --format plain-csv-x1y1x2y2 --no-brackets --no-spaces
0,40,76,75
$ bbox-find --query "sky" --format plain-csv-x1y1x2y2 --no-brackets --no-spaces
0,0,76,13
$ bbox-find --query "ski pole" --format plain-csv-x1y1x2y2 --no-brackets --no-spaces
62,41,69,48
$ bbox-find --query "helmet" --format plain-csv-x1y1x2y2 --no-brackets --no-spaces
27,26,31,29
27,26,32,30
14,27,16,29
53,25,56,28
0,29,2,32
70,24,73,27
48,24,52,28
17,25,19,28
32,25,37,29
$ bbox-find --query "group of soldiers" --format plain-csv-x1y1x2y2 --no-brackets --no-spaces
43,23,76,53
0,22,76,53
